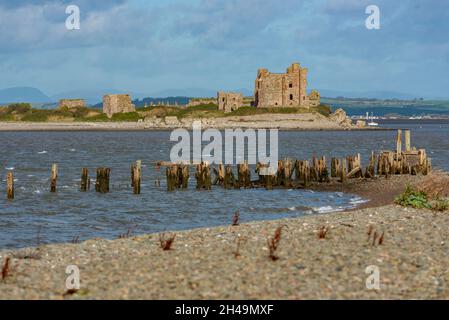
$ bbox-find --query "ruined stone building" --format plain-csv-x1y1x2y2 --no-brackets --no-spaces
254,62,320,108
217,91,243,113
102,94,136,118
59,99,86,109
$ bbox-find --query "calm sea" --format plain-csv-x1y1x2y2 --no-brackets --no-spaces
0,120,448,249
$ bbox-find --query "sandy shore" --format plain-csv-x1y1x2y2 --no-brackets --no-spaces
0,175,447,300
0,114,383,131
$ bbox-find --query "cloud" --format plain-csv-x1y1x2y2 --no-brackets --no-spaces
0,0,448,98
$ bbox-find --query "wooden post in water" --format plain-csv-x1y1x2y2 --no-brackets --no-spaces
237,161,251,188
50,164,58,193
340,158,347,183
80,168,90,192
95,168,110,193
6,172,14,200
195,162,211,190
180,164,189,189
330,158,338,178
303,160,310,187
396,129,402,157
405,130,411,152
133,160,142,194
224,165,236,189
166,166,177,191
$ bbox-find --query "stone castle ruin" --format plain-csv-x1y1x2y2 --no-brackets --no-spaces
217,91,243,113
59,99,86,109
103,94,136,118
254,62,320,108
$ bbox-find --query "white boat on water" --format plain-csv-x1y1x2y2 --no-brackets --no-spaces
366,112,379,126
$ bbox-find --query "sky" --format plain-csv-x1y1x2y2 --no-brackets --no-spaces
0,0,448,98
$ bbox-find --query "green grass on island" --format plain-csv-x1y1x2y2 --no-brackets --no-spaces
0,102,333,122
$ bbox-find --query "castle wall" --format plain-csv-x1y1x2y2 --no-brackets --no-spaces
59,99,86,109
217,92,243,113
103,94,136,118
254,62,318,109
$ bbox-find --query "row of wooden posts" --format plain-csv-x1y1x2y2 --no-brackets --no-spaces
5,130,431,199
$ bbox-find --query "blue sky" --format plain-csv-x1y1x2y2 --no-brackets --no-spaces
0,0,448,98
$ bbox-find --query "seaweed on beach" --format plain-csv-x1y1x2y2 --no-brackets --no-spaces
159,233,176,251
267,226,284,261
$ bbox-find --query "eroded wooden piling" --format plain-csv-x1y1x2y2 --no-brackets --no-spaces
95,167,110,193
195,162,211,190
132,160,142,194
405,130,411,152
6,172,14,200
340,158,347,183
80,168,90,192
237,161,251,188
50,163,58,193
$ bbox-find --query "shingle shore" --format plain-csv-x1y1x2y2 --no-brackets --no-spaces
0,204,447,299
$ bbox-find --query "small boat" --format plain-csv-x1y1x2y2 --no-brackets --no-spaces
366,112,379,126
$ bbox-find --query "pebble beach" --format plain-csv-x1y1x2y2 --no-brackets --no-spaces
1,185,448,299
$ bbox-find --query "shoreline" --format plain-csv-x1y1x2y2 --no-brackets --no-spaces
1,174,447,299
1,203,447,299
0,121,390,132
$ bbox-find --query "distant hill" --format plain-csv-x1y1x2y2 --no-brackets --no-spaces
150,88,253,98
0,87,52,104
318,89,420,100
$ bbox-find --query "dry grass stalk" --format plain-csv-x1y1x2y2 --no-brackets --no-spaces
367,226,385,246
267,226,284,261
1,257,11,281
118,228,133,239
159,232,176,251
318,226,329,239
232,210,240,226
233,236,247,259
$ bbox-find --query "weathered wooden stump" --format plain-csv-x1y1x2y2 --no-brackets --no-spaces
340,158,347,183
237,161,251,188
365,151,376,178
277,159,293,187
6,172,14,200
95,167,110,193
213,164,225,186
166,165,178,192
396,129,402,157
80,168,90,192
330,158,338,178
50,163,58,193
132,160,142,194
224,165,236,189
179,165,190,189
195,162,211,190
405,130,411,152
